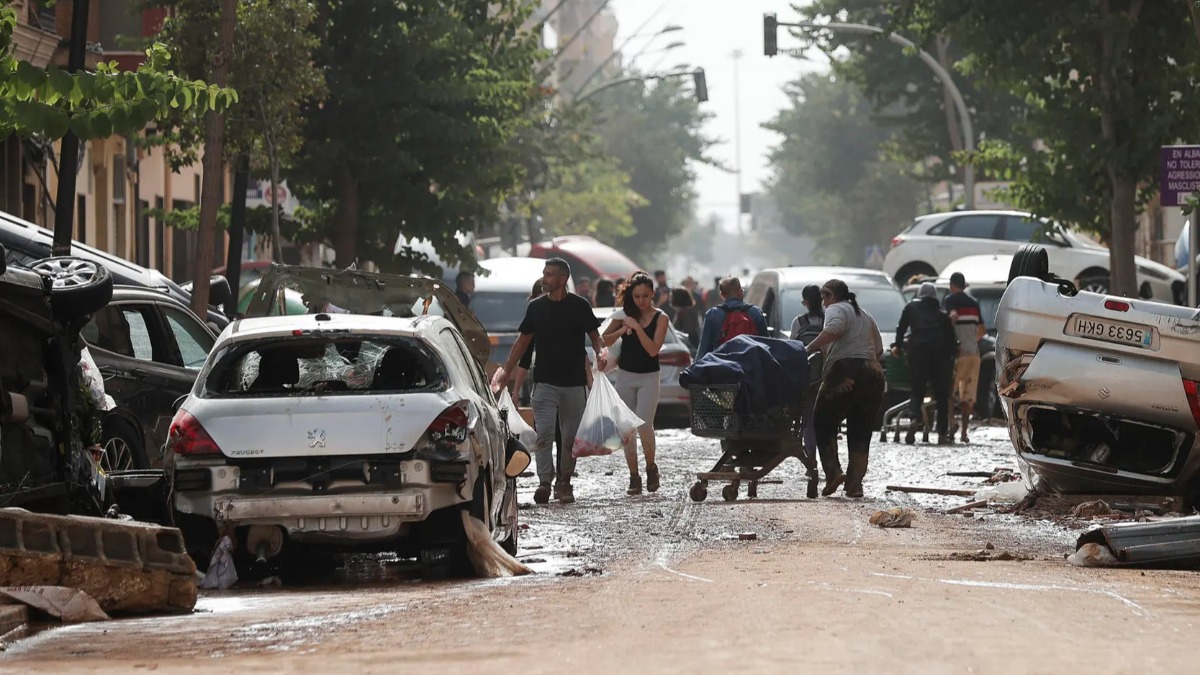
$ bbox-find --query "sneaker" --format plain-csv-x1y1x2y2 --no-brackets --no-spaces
904,429,916,445
533,482,551,505
554,481,575,504
627,474,643,496
646,463,660,493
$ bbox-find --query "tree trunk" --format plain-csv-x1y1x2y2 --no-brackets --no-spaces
190,0,237,317
269,156,283,264
333,165,359,269
224,154,249,318
1109,173,1139,297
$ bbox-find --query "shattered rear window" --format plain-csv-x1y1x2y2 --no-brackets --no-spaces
203,336,445,397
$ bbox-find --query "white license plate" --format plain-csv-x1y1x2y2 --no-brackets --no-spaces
1065,314,1155,348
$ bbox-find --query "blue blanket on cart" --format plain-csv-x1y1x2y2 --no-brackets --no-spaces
679,335,811,414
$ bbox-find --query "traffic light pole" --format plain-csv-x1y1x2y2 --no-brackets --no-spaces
764,14,976,209
575,69,708,104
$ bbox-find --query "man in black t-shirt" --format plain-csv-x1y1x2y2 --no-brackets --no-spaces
496,258,605,505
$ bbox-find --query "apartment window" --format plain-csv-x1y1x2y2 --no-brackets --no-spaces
112,154,126,204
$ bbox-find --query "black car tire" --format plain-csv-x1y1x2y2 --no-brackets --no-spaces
31,256,114,318
1008,245,1050,284
100,414,149,471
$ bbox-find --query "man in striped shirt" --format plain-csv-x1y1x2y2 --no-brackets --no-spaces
943,272,986,443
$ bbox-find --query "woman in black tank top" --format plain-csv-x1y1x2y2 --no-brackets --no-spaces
602,271,669,496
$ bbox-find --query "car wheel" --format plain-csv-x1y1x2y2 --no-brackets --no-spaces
1008,245,1050,284
30,256,114,318
894,262,937,287
1077,276,1110,294
100,414,149,471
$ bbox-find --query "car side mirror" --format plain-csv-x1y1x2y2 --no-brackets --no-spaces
207,275,232,307
1138,281,1153,300
504,437,531,478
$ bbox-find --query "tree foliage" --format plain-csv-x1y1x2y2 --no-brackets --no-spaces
796,0,1031,189
0,7,235,142
895,0,1200,295
764,72,923,265
590,72,716,260
291,0,544,273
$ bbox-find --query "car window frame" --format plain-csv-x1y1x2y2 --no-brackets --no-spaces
931,214,1002,239
85,301,171,365
159,303,216,370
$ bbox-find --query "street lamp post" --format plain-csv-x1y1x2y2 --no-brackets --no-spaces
575,68,708,104
573,25,684,99
733,49,744,233
764,14,976,209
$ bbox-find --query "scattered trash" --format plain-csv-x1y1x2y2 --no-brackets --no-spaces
985,542,995,550
1071,500,1114,519
984,469,1022,485
0,587,109,623
944,549,1032,562
521,557,547,564
974,481,1029,503
886,485,975,497
1067,542,1119,567
738,533,758,541
869,507,917,528
257,576,282,588
945,499,989,514
461,511,532,577
199,536,239,590
557,567,603,577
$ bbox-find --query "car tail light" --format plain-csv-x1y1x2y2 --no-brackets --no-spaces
1104,300,1130,312
427,402,470,444
890,235,905,248
660,351,692,367
168,410,222,456
1184,380,1200,430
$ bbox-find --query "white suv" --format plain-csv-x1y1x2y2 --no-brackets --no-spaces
883,210,1184,303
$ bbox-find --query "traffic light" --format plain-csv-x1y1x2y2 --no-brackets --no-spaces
693,69,708,103
764,13,778,57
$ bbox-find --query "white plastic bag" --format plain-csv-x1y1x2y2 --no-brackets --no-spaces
78,346,115,411
199,535,239,590
572,367,644,458
497,387,536,450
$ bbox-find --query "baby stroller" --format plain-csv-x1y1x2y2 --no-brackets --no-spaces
684,351,823,502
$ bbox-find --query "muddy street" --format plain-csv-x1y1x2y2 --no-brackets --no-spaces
5,425,1200,674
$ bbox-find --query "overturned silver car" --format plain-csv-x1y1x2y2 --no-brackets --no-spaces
995,245,1200,501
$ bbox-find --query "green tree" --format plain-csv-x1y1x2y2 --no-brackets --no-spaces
156,0,326,263
764,72,922,265
896,0,1200,295
796,1,1032,194
590,72,716,261
292,0,544,273
0,7,234,142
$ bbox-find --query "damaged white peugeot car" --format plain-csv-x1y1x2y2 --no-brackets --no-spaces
169,265,529,576
995,245,1200,502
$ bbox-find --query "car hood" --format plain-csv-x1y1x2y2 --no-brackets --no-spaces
244,265,490,368
1135,256,1185,281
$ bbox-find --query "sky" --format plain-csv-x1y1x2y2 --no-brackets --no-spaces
607,0,825,232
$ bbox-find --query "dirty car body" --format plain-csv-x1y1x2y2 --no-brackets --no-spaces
995,276,1200,499
172,266,515,567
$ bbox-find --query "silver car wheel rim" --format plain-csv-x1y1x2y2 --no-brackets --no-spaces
102,436,133,472
1081,280,1108,293
33,258,100,289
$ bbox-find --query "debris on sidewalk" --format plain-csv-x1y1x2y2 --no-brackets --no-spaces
974,481,1028,503
0,587,109,623
1071,515,1200,569
557,567,603,577
737,532,758,541
945,499,989,515
869,507,917,528
885,485,975,497
1070,500,1113,519
199,536,238,590
944,549,1033,562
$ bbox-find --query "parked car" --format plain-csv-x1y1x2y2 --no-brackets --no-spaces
0,209,233,327
0,246,112,513
883,210,1185,303
594,307,693,426
529,235,640,282
744,266,906,349
80,286,218,472
899,254,1009,419
470,256,574,376
996,245,1200,501
171,265,526,575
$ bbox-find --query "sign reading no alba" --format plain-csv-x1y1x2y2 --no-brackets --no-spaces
1160,145,1200,207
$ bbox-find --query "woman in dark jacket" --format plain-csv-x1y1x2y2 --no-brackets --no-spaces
788,285,825,466
670,287,701,350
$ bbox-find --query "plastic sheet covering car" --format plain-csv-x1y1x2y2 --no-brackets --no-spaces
679,335,810,414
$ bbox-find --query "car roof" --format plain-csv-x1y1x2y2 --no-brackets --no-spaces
109,285,196,307
936,254,1013,287
226,313,430,342
915,209,1039,223
764,266,898,289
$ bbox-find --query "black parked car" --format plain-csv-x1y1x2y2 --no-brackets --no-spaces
0,210,232,328
82,286,218,471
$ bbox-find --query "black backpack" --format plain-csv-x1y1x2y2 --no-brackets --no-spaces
790,313,824,345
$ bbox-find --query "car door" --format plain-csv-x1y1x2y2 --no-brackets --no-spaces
927,214,1003,269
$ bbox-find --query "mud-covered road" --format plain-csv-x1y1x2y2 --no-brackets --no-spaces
6,425,1200,674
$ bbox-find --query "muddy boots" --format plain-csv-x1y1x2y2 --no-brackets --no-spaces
554,478,575,504
843,445,869,498
817,434,845,497
534,482,552,505
646,463,660,493
627,473,643,496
